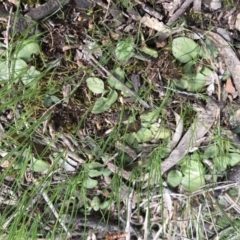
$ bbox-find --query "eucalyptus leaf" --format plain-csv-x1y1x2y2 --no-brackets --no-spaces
167,170,182,188
172,37,200,63
83,177,98,189
86,77,106,94
115,38,135,62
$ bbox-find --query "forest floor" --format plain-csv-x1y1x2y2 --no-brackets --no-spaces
1,0,240,239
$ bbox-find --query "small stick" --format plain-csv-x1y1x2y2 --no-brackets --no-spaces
167,0,194,26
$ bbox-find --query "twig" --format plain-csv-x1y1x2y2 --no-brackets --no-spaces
41,189,71,238
167,0,194,26
134,0,163,20
125,186,134,240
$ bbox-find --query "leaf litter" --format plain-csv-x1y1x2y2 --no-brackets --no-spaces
1,0,240,239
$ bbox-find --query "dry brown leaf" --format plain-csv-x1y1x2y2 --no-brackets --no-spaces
225,77,236,94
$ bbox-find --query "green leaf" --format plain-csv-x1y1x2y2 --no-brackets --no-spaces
228,153,240,166
113,67,125,81
181,160,205,192
0,61,8,81
15,40,40,62
115,38,135,62
43,96,53,107
91,196,100,211
50,95,61,103
106,90,118,105
140,110,159,123
214,156,228,172
173,78,188,90
123,133,137,146
88,162,103,169
21,66,41,85
100,200,111,209
138,46,158,59
204,145,219,158
185,73,206,92
13,156,26,170
108,67,125,90
199,38,218,59
91,97,111,114
200,67,212,76
88,169,103,177
83,177,98,189
167,170,182,188
172,37,200,63
134,128,152,143
30,158,49,172
12,59,28,80
86,77,106,94
152,126,172,140
183,61,195,74
102,168,112,176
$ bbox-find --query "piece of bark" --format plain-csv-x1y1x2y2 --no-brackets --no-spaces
25,0,70,20
11,0,70,33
